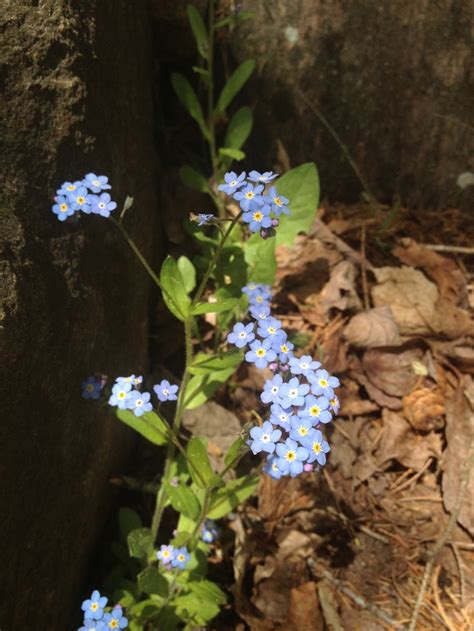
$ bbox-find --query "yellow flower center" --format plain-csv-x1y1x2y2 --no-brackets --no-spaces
298,427,309,436
274,196,282,206
118,391,127,399
268,327,276,335
162,550,170,558
285,450,296,462
245,191,255,199
256,348,266,358
255,296,264,303
67,184,76,191
253,211,263,221
280,344,289,353
86,384,95,392
330,398,337,407
313,442,322,454
178,554,186,562
59,203,68,212
319,379,329,388
91,602,99,611
109,621,119,629
77,196,86,205
310,406,320,417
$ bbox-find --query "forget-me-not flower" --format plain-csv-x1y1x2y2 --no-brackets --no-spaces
298,394,332,424
227,322,255,348
260,374,283,404
154,380,179,402
56,180,83,196
289,417,313,442
248,421,281,454
242,203,272,233
88,193,117,217
301,429,330,466
218,171,246,195
308,369,340,399
157,544,175,564
171,546,191,570
103,605,128,629
68,186,91,213
245,338,276,369
79,620,106,631
289,355,321,377
83,173,111,193
270,403,297,429
233,183,264,211
248,170,278,184
263,455,285,479
81,376,103,400
81,590,108,620
278,377,310,408
196,213,214,226
250,304,271,321
108,382,132,409
256,316,284,341
276,438,309,477
126,390,152,417
264,186,290,216
52,195,75,221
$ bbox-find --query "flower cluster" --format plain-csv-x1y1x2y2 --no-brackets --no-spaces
52,173,116,221
201,519,219,543
108,376,179,417
156,543,191,570
227,283,340,479
79,590,128,630
81,375,106,400
217,170,290,239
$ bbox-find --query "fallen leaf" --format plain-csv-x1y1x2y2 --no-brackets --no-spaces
356,372,402,410
441,376,474,535
377,409,442,470
344,305,400,348
281,582,323,631
362,347,421,397
402,387,445,432
319,260,362,313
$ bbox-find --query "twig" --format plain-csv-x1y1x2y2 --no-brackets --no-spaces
449,542,466,606
360,224,370,311
431,565,457,631
407,419,474,631
423,244,474,255
391,458,432,494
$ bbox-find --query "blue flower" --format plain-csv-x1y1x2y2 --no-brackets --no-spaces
196,213,214,226
248,170,278,184
275,438,309,477
171,546,191,569
157,544,175,564
263,455,285,479
308,369,340,398
68,186,91,213
103,605,128,629
249,421,281,454
278,377,310,408
126,390,152,417
233,183,264,211
245,338,277,369
329,395,340,415
81,376,103,400
264,186,290,216
270,403,297,429
242,203,272,233
249,304,271,321
116,375,136,386
256,317,284,341
87,193,117,217
81,590,108,620
56,180,83,196
108,382,132,409
153,380,179,402
243,283,272,301
274,337,294,363
289,355,321,377
261,374,283,404
289,417,313,442
78,620,106,631
52,195,75,221
201,519,218,543
227,322,255,348
132,375,143,387
298,395,332,424
83,173,112,193
301,429,330,466
217,171,246,195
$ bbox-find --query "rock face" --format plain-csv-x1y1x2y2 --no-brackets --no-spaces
229,0,473,208
0,2,159,627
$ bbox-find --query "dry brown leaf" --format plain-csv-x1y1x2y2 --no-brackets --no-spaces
281,582,323,631
355,372,403,410
362,347,421,397
441,376,474,535
319,260,362,313
377,409,442,470
371,265,438,335
343,305,400,348
402,386,445,431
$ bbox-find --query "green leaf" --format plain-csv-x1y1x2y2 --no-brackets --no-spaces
127,528,154,559
170,530,192,547
275,162,320,246
191,298,239,315
118,508,142,541
171,73,210,139
137,566,169,597
189,350,242,375
116,409,168,446
174,592,220,624
187,4,208,58
179,165,209,193
207,474,259,519
129,598,162,618
160,255,191,321
243,231,276,284
164,482,201,520
188,579,227,605
215,245,248,296
215,60,255,113
177,255,197,294
218,147,245,161
184,366,236,409
225,106,253,150
224,435,247,467
214,11,255,28
186,437,217,488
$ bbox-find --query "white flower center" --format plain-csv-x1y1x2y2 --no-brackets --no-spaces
93,179,101,186
99,202,106,209
238,331,247,338
163,388,169,396
135,399,143,407
261,433,270,443
289,388,298,398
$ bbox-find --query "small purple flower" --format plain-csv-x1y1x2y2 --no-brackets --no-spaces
298,395,332,424
270,403,297,429
201,519,218,543
301,429,330,466
264,186,290,216
289,417,313,442
278,377,310,408
308,369,340,399
154,379,179,402
68,186,91,213
81,376,103,400
171,546,191,570
245,338,277,369
56,180,83,196
289,355,321,377
260,227,276,240
261,374,283,404
248,170,278,184
263,455,285,479
218,171,246,195
242,203,272,233
157,544,175,564
227,322,255,348
52,195,75,221
257,317,284,341
83,173,112,193
233,183,264,211
81,590,108,620
249,421,281,454
109,382,132,409
250,304,271,321
87,192,117,217
126,390,152,417
276,438,309,477
196,213,214,226
103,606,128,629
